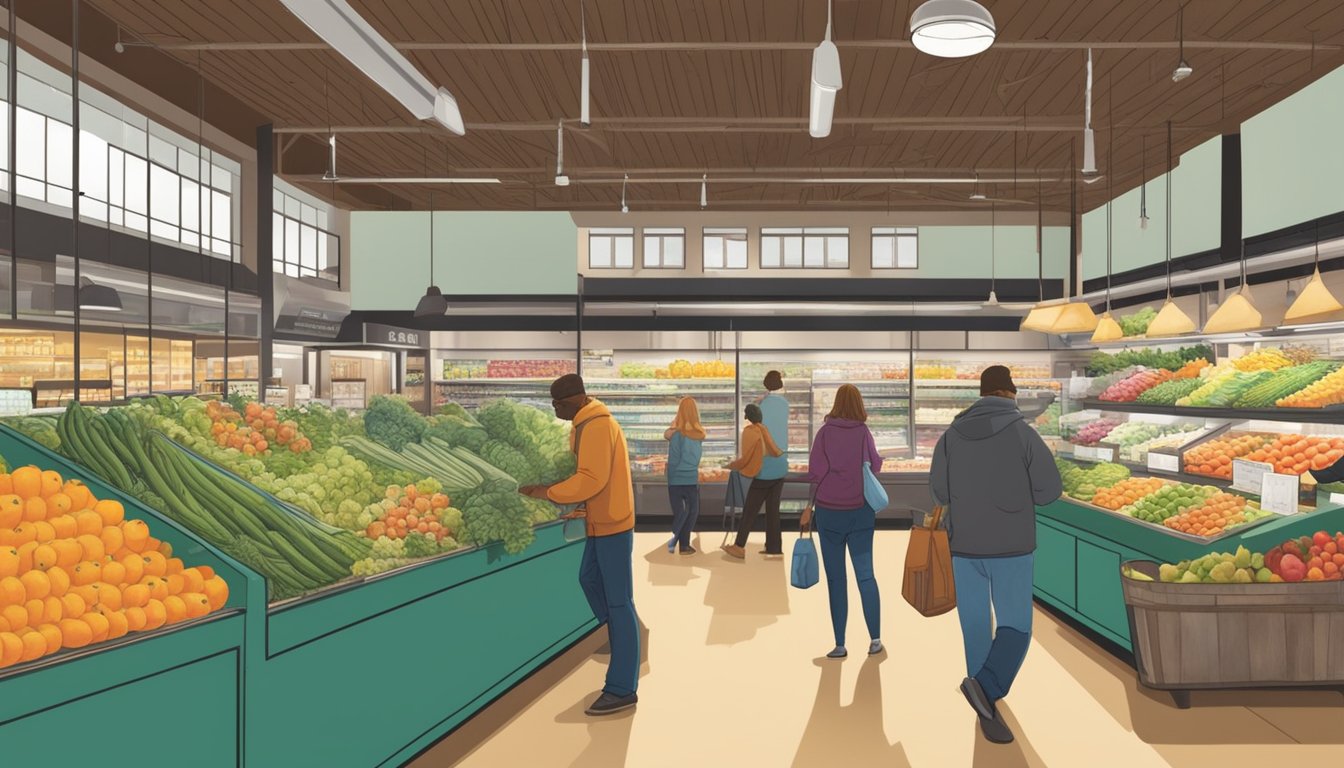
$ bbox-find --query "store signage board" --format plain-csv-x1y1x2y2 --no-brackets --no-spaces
294,384,313,404
582,349,615,367
1232,459,1273,494
364,323,424,349
1074,444,1115,463
1148,451,1181,473
276,307,346,339
1260,472,1299,516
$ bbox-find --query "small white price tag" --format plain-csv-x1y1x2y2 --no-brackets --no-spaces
1148,452,1180,473
1260,472,1300,516
1232,459,1273,494
1330,492,1344,506
1074,445,1111,462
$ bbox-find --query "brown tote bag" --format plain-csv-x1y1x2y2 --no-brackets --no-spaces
903,505,957,617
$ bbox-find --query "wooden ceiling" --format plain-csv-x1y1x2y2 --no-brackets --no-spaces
67,0,1344,212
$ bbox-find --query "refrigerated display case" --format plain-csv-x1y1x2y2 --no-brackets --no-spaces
434,352,577,410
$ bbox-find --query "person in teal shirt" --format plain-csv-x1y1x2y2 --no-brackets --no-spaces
726,370,790,557
664,397,705,555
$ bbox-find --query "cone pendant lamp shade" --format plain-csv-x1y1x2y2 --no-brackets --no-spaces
1021,302,1064,332
1047,301,1099,334
1091,311,1124,342
1284,268,1344,324
1146,298,1197,337
1202,287,1263,334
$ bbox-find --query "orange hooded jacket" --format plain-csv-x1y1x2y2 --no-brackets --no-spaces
546,399,635,536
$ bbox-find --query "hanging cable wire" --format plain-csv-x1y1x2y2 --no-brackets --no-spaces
1165,119,1173,298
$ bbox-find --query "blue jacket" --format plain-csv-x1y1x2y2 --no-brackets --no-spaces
758,393,789,480
667,431,703,486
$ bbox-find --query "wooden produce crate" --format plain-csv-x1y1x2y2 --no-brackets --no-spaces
1121,560,1344,708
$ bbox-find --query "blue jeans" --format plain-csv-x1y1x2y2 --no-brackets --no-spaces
579,530,640,697
952,554,1034,702
814,504,880,647
668,485,700,549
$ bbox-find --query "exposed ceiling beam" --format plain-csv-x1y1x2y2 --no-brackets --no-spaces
139,40,1340,53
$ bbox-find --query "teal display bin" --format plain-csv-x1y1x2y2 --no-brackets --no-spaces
244,520,594,767
1034,497,1344,651
0,425,262,765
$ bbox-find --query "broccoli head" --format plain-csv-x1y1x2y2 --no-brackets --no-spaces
364,395,426,451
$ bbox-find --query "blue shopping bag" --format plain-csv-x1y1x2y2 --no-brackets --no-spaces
791,529,819,589
863,460,889,512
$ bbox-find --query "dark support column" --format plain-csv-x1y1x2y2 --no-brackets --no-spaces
1221,133,1243,270
8,1,15,319
71,0,80,399
1070,140,1079,297
575,273,583,375
257,124,274,401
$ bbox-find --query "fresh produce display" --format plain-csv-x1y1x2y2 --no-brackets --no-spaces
205,400,312,454
1278,364,1344,408
634,359,736,379
618,362,656,379
1073,418,1122,446
1232,348,1294,372
1118,306,1158,337
1183,433,1272,479
364,396,427,451
1032,403,1061,437
914,365,957,379
1162,492,1272,537
1175,363,1237,406
0,463,230,669
1090,477,1169,511
485,359,574,379
1242,433,1344,476
442,361,488,380
5,417,59,451
1264,530,1344,582
1057,459,1131,502
1233,361,1339,407
1098,369,1178,402
1087,367,1142,397
915,407,962,425
1279,344,1320,366
1180,369,1274,408
1121,427,1206,464
1157,546,1274,584
1119,483,1220,524
1085,344,1213,376
1102,421,1191,451
1135,378,1205,405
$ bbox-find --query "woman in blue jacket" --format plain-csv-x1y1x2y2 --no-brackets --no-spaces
665,397,705,554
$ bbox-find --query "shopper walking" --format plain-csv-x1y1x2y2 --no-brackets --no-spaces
753,370,790,554
799,384,883,659
929,365,1062,745
722,403,784,559
664,397,705,555
520,374,640,716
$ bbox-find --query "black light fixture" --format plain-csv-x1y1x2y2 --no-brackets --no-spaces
78,277,122,312
413,191,447,318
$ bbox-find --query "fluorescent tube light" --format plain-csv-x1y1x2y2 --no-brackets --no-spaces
809,41,841,138
279,0,465,135
333,177,500,184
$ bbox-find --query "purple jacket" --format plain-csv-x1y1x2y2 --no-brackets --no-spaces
808,418,883,510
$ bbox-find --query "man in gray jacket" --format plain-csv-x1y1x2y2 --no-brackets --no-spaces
929,365,1062,745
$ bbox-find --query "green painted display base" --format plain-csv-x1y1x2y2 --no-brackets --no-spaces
1034,497,1344,651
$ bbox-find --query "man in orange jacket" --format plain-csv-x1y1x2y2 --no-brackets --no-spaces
520,373,639,716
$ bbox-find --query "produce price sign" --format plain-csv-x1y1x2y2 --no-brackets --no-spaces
1147,451,1181,473
1232,459,1273,495
1260,472,1299,516
1074,444,1115,463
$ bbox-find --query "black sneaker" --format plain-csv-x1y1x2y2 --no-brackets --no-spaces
978,710,1015,744
585,691,638,716
959,677,996,721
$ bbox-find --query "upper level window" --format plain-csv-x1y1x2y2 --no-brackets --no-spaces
589,227,634,269
872,227,918,269
703,227,747,270
761,227,848,269
273,185,340,285
642,227,685,269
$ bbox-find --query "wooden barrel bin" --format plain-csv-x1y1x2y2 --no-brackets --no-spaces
1121,560,1344,708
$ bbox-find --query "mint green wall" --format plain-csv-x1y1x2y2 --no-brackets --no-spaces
1242,65,1344,238
917,225,1069,280
351,211,578,310
1081,136,1222,281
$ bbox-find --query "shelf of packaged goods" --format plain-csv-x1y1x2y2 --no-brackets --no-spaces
1034,496,1344,651
1080,399,1344,424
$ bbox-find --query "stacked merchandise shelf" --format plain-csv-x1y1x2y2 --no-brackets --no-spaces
584,376,739,483
434,357,577,410
812,374,911,466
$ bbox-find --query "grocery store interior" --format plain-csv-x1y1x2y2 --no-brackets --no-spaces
4,1,1344,766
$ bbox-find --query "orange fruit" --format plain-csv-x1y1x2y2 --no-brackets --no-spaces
123,520,150,551
101,561,126,587
121,584,149,609
30,520,55,544
48,514,77,539
19,570,50,600
35,622,60,654
42,595,62,623
75,534,105,562
45,492,72,516
22,496,46,522
51,540,81,569
142,551,167,578
196,565,215,581
100,526,124,556
0,548,18,579
144,537,162,553
62,480,91,511
1,604,27,632
95,584,122,611
165,573,184,596
203,576,229,611
182,592,210,619
165,557,184,576
162,595,186,624
93,500,124,527
123,606,146,632
0,576,25,606
142,599,167,631
74,511,102,537
19,627,46,661
182,568,205,594
23,598,44,626
11,467,41,499
0,631,22,667
71,561,102,587
81,611,109,643
9,524,36,547
32,544,57,571
120,554,144,584
58,617,92,648
158,540,172,558
105,609,128,640
70,584,99,606
0,475,10,495
61,593,85,618
15,541,37,572
0,495,21,529
38,470,62,499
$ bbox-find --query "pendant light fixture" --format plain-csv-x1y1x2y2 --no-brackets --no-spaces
1147,120,1197,337
579,0,591,126
1203,66,1262,334
809,0,842,138
1041,139,1098,334
700,174,708,209
1139,135,1149,229
413,191,448,318
1081,49,1098,180
620,172,628,213
1093,82,1123,342
910,0,996,58
1021,175,1064,332
984,201,1000,306
1171,2,1193,82
1283,221,1344,324
78,277,123,312
554,121,569,186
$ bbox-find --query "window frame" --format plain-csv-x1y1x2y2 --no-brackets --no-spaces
587,227,635,270
871,226,919,270
702,227,748,270
641,227,686,270
272,188,342,286
760,227,849,269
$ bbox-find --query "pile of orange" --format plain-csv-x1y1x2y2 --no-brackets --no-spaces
1163,492,1250,537
0,465,229,670
364,484,455,542
1092,477,1169,510
1183,434,1273,479
1279,367,1344,408
1244,434,1344,476
206,400,312,455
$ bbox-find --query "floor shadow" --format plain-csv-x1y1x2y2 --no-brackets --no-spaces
641,536,705,588
792,655,912,768
552,697,636,768
970,704,1047,768
699,534,792,645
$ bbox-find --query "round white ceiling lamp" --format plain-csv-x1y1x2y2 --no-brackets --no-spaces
910,0,996,58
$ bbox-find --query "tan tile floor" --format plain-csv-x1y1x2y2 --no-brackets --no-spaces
414,531,1344,767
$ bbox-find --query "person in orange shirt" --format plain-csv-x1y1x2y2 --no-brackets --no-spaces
722,402,784,559
520,374,639,716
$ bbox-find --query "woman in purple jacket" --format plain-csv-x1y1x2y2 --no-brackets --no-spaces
800,384,883,659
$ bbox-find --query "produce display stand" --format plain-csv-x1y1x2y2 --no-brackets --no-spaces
0,426,260,765
1034,496,1344,653
1121,560,1344,708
